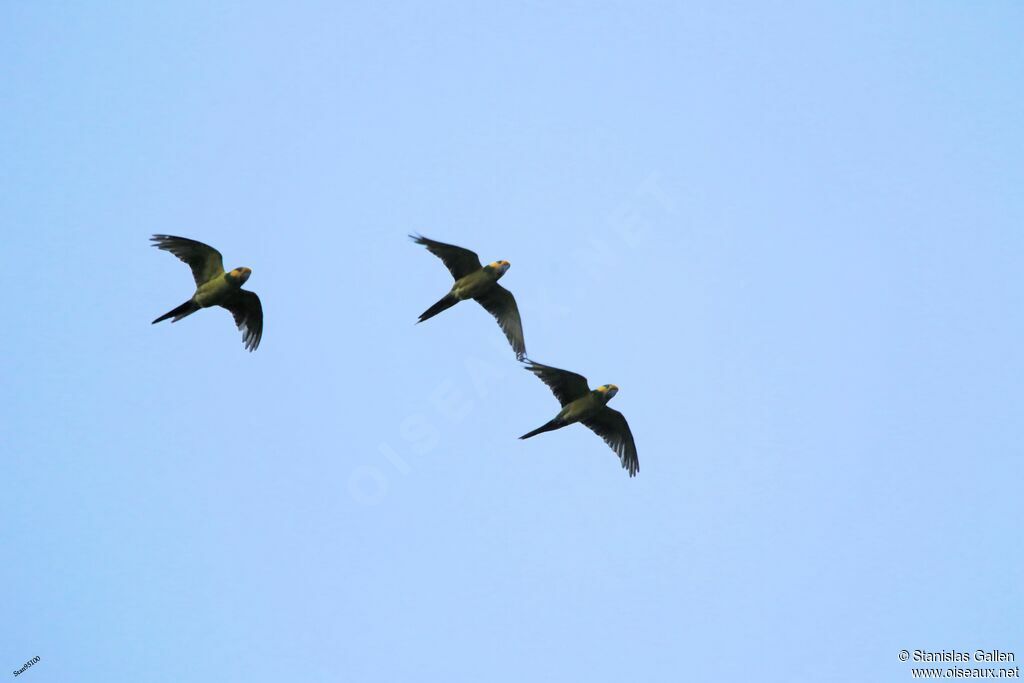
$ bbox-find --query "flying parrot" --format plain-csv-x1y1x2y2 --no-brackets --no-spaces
150,234,264,351
520,360,638,477
411,234,526,360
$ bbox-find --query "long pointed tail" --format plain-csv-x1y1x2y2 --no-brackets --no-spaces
417,293,459,323
519,418,563,440
152,299,200,324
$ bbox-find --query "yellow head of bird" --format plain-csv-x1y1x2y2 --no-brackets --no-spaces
230,267,252,284
489,260,511,276
597,384,619,400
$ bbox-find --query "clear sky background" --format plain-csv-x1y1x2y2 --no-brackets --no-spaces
2,2,1022,681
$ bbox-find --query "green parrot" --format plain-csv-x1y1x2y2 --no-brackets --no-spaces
411,234,526,359
150,235,264,351
520,360,638,477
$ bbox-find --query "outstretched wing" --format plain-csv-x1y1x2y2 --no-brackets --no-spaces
410,234,483,280
583,407,639,477
474,284,526,359
151,234,225,286
219,289,263,351
523,360,591,406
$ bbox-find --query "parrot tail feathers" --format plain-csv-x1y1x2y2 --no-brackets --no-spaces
152,299,200,324
417,293,459,323
519,418,563,440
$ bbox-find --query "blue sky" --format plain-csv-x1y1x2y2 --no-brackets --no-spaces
2,2,1022,681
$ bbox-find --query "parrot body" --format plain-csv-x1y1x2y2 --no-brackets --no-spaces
193,270,249,308
519,387,616,438
452,265,503,300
